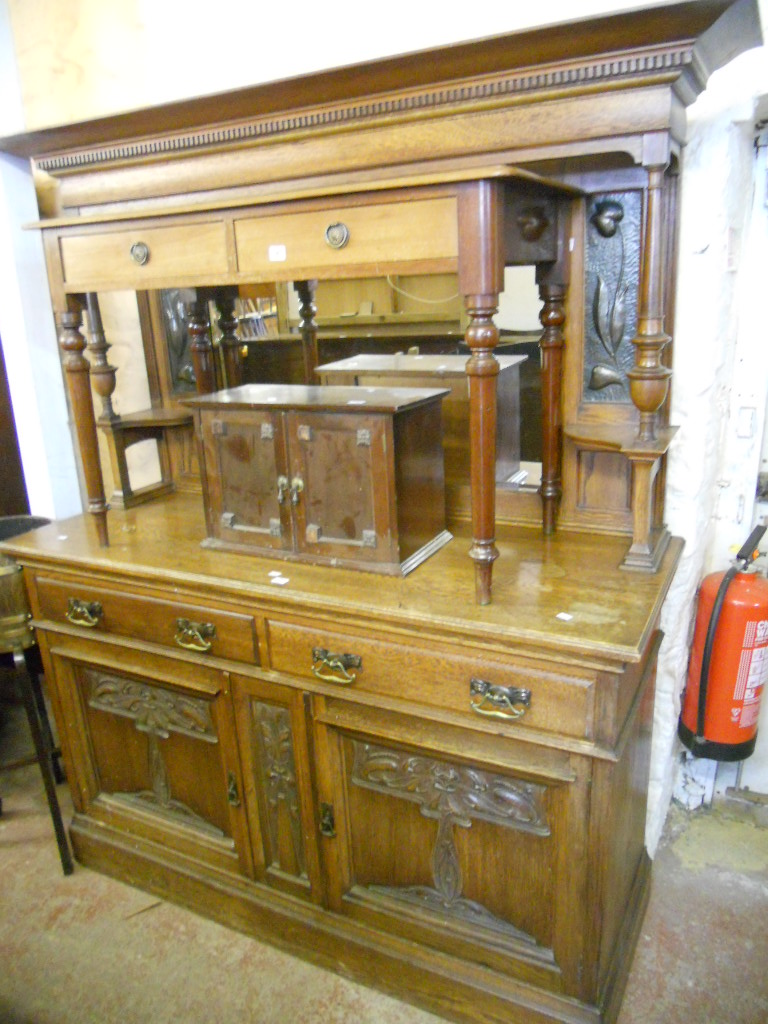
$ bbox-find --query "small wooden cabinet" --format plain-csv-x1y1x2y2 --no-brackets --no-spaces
185,383,452,574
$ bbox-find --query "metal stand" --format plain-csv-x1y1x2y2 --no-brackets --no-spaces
8,648,73,874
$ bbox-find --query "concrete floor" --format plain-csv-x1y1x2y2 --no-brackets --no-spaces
1,690,768,1024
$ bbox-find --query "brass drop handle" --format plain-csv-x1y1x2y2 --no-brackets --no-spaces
276,475,289,505
175,618,216,652
129,241,150,265
469,677,531,719
312,647,362,685
66,598,103,628
290,477,304,506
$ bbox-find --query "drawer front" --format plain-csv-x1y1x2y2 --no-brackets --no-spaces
234,197,458,279
267,618,594,739
34,576,257,663
60,222,229,289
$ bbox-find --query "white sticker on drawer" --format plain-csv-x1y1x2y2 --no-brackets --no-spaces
268,244,287,262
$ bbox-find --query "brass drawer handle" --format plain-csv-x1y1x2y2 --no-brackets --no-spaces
312,647,362,685
469,677,531,719
129,241,150,265
175,618,216,652
66,598,103,628
324,222,349,250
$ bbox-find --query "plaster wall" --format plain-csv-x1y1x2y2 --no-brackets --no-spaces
1,0,767,852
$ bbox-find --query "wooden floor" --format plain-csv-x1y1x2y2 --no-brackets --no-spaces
1,691,767,1024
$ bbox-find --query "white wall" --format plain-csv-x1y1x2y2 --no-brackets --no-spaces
653,46,768,837
0,1,81,521
7,0,681,130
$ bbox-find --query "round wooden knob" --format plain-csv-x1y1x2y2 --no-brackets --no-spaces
324,222,349,250
129,241,150,265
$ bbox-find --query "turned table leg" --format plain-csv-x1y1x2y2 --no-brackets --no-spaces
57,301,109,546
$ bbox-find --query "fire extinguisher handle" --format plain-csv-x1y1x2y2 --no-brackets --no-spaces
736,524,766,566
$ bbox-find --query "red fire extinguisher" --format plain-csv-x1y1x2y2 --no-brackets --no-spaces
679,524,768,761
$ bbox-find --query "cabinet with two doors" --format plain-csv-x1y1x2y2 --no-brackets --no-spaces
18,505,677,1024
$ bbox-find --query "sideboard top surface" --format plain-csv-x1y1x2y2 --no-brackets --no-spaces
182,383,450,414
0,495,683,668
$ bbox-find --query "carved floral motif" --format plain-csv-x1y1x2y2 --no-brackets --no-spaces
352,741,550,952
252,701,306,876
584,192,641,401
86,671,224,839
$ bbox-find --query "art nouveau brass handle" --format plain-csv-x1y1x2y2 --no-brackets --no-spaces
66,598,103,628
174,618,216,652
469,677,531,719
311,647,362,685
276,475,289,505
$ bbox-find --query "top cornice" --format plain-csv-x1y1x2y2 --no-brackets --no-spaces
0,0,761,173
33,44,697,175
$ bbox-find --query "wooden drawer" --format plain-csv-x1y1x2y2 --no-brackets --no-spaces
60,221,229,289
234,197,458,279
34,576,257,663
266,617,595,740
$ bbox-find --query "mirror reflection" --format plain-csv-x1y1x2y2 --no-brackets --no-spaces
87,270,544,518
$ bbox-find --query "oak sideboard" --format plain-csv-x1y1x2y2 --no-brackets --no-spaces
0,3,760,1022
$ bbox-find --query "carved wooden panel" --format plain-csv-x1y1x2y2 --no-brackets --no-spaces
82,668,232,840
583,191,642,402
315,727,572,980
351,741,550,953
250,699,307,879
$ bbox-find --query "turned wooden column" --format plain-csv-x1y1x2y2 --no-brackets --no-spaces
459,181,505,605
627,165,672,441
214,288,243,388
187,294,218,395
536,274,566,535
294,279,318,385
85,293,118,422
621,162,675,571
57,299,109,546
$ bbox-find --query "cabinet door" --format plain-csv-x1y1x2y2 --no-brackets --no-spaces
286,410,396,564
200,407,294,552
231,674,324,903
312,697,592,999
44,634,253,879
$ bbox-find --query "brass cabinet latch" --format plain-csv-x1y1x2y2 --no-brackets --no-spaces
319,802,336,837
469,677,531,719
227,772,240,807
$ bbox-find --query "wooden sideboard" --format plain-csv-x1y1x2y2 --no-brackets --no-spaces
0,3,761,1022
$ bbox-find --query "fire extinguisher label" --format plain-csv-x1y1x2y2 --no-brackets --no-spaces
733,620,768,729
